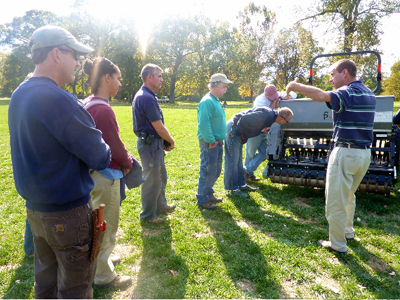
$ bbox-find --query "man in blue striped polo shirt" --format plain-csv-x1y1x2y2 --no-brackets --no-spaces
286,59,376,254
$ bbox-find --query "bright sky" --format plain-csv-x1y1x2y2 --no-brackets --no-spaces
1,0,399,75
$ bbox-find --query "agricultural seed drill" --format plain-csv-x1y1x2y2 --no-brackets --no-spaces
263,51,400,195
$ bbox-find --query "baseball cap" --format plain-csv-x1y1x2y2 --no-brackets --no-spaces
29,25,93,54
264,85,279,101
210,73,232,84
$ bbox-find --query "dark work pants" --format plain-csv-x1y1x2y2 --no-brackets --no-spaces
137,138,168,220
27,200,96,299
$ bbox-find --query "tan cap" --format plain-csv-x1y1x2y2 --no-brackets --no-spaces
29,25,93,54
210,73,232,84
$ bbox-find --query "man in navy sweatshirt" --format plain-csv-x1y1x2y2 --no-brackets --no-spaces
8,26,111,298
224,107,293,197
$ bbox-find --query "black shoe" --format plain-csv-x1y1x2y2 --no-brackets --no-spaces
239,185,258,192
346,236,360,241
231,190,249,198
198,202,218,210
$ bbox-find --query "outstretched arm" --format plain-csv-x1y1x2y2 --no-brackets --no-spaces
286,77,331,103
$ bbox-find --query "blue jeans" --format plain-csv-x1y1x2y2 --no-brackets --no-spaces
137,138,168,220
224,121,246,190
244,133,268,176
24,217,34,255
196,140,223,204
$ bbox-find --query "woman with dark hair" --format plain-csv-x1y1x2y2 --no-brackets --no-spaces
83,57,133,289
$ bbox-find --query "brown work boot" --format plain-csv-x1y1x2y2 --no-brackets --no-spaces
94,275,132,290
148,216,164,223
164,204,176,212
209,195,223,203
243,170,251,182
198,201,218,210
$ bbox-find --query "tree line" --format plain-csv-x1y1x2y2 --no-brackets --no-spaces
0,0,399,103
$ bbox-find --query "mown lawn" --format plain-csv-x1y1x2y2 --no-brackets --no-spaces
1,99,400,299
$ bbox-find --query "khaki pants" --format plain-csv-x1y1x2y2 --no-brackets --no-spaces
325,147,371,252
90,171,121,285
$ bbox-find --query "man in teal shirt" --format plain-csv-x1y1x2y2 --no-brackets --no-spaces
196,73,232,210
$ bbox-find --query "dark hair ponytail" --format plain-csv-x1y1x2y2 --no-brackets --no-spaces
83,57,119,95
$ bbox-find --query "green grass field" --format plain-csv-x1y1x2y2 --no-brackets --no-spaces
1,100,400,299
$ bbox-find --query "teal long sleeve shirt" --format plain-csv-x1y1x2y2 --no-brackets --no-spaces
197,93,226,144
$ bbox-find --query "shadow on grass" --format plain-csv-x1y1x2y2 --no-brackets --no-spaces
254,180,400,298
131,220,188,298
2,255,34,299
337,241,400,298
200,203,283,298
257,180,400,238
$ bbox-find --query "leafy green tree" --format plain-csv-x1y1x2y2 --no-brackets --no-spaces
382,60,400,101
62,12,120,96
298,0,400,52
268,25,323,91
235,3,276,102
58,12,143,100
0,10,59,96
147,17,208,104
295,0,395,92
0,52,8,96
199,22,241,102
109,20,143,101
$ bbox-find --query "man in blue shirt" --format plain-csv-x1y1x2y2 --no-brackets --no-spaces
132,64,175,223
286,59,376,254
8,26,111,298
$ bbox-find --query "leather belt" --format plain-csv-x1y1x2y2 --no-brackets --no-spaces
335,143,370,149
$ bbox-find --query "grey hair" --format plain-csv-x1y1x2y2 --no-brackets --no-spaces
141,63,162,82
278,107,293,120
208,81,224,89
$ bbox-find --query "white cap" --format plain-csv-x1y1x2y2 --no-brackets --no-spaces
210,73,232,84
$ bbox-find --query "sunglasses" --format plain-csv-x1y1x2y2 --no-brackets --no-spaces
58,47,79,61
281,116,290,123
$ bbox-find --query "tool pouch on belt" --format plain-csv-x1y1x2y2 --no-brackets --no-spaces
90,205,106,262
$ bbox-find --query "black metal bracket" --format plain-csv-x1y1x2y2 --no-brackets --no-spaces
308,50,382,94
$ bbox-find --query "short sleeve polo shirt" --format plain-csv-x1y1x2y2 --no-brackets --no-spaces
132,86,164,138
